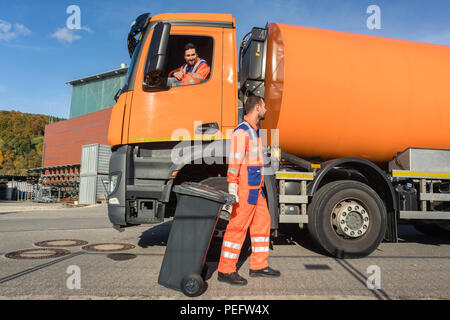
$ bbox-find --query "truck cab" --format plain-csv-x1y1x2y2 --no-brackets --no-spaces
107,13,244,229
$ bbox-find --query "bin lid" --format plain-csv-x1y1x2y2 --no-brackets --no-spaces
173,182,235,205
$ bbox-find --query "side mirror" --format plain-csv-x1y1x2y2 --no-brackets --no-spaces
143,22,171,90
127,13,150,58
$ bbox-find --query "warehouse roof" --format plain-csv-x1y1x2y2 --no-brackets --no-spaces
66,66,128,86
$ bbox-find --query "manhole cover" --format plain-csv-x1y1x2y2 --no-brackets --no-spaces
34,239,89,247
81,243,135,252
5,248,71,260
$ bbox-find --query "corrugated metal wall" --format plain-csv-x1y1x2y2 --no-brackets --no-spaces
43,108,112,167
97,144,111,175
79,144,112,204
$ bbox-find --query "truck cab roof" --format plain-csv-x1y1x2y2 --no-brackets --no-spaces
150,12,235,27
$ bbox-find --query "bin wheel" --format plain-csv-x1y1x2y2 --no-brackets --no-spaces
181,273,204,297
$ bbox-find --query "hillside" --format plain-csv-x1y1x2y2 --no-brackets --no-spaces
0,110,65,175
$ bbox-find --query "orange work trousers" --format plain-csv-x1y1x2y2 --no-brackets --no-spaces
218,188,271,274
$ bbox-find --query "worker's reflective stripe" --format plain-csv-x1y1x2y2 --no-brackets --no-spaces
251,236,269,243
251,246,269,253
223,240,241,250
188,77,196,85
228,167,239,175
245,149,259,157
246,123,257,141
192,59,206,73
193,62,206,73
244,122,261,162
229,153,244,160
191,74,204,81
221,251,239,259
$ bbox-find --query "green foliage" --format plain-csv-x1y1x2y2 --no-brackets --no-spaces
0,110,65,174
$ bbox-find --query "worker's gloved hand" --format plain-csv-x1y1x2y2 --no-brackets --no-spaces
228,183,239,203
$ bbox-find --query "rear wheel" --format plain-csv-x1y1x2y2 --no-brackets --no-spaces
308,180,387,259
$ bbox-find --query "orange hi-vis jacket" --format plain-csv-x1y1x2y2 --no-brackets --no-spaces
227,115,265,194
227,116,264,198
218,115,271,274
168,57,210,86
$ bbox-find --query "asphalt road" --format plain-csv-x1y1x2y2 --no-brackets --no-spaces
0,201,449,300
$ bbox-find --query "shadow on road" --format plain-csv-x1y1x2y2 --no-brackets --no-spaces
137,220,330,280
137,220,173,248
275,225,331,257
138,220,450,262
397,223,450,246
204,227,331,279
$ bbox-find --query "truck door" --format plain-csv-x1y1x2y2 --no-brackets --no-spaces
127,24,224,144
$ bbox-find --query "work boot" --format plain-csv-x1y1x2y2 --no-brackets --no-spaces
249,267,281,278
217,272,248,286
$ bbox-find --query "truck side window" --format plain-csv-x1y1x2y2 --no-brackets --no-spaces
164,35,214,87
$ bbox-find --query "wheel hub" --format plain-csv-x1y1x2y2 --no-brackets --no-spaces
332,200,370,238
185,279,199,294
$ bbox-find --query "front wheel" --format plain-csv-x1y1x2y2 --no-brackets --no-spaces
308,180,387,259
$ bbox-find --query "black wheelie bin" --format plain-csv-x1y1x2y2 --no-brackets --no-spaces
158,182,235,297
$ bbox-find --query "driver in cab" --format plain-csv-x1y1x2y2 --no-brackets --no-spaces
168,43,210,86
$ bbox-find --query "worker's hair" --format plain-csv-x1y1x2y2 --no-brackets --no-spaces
244,95,263,114
184,43,198,53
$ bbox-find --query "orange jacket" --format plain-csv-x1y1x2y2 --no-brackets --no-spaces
168,57,210,85
227,115,265,192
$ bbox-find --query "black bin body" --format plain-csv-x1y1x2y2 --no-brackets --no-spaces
158,182,234,292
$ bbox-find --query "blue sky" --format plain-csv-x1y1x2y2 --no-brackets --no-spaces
1,0,450,118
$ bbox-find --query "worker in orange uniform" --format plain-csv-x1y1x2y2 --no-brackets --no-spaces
168,43,210,86
217,95,280,286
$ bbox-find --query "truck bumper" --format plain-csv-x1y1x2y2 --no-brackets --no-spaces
107,145,172,228
108,145,129,226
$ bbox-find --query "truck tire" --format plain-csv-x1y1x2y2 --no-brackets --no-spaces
307,180,387,259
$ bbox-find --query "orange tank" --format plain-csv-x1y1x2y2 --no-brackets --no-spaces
262,23,450,164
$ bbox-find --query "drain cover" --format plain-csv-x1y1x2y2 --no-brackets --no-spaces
5,248,70,260
34,239,89,248
81,243,135,252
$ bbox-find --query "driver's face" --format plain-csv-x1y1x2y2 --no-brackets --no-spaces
184,48,198,66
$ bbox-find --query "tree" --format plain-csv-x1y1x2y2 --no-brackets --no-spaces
0,110,65,174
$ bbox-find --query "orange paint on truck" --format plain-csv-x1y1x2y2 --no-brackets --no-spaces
262,23,450,163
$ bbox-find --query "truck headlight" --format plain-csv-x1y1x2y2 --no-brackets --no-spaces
109,197,120,205
109,172,121,195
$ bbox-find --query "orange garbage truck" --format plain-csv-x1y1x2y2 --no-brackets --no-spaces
107,12,450,258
